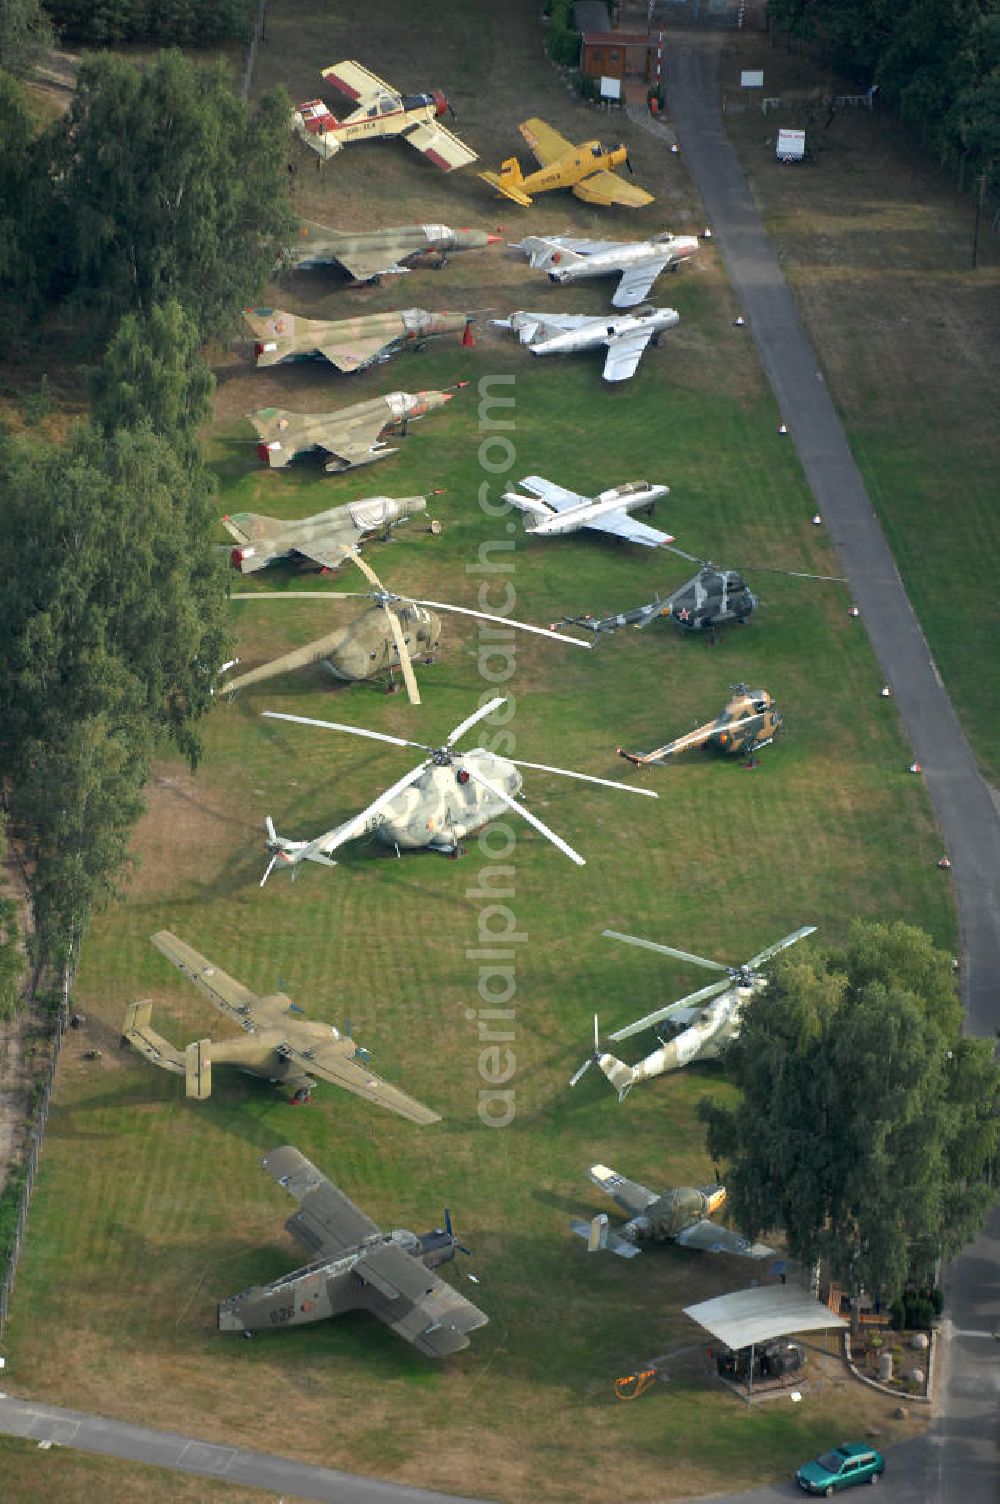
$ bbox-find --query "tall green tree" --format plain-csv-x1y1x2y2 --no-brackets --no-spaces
0,0,53,76
700,920,1000,1303
89,298,215,462
52,49,295,338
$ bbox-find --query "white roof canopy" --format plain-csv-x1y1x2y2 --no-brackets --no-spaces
684,1284,847,1350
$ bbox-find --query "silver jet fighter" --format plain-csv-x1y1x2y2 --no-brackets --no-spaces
223,494,429,574
282,220,501,282
512,231,700,307
503,475,674,548
571,1164,774,1260
570,927,816,1100
492,306,679,382
258,695,656,881
218,1147,488,1356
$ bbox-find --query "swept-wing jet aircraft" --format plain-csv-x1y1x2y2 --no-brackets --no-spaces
222,494,430,574
121,931,439,1119
571,1163,774,1260
250,386,462,472
618,685,782,766
292,60,477,169
218,1147,488,1355
502,475,674,548
243,307,478,373
569,926,816,1099
512,231,699,307
281,220,501,282
479,118,653,207
258,696,656,881
493,307,678,382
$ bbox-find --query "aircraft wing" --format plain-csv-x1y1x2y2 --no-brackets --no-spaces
331,245,406,282
403,119,478,171
150,930,272,1028
588,1163,659,1218
276,1039,441,1125
318,336,393,373
675,1220,775,1259
519,117,575,167
583,508,674,548
573,170,655,209
614,257,671,308
602,330,654,384
312,412,390,473
320,60,395,101
261,1146,381,1258
353,1241,488,1356
516,475,590,512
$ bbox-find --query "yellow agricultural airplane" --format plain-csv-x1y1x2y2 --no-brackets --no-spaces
479,118,654,209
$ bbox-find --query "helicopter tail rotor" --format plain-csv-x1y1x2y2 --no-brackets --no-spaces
569,1014,602,1086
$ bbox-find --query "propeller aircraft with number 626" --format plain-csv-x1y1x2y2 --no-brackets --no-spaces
259,696,656,882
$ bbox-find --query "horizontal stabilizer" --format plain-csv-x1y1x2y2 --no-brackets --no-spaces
478,168,532,208
121,999,186,1075
569,1216,642,1258
185,1038,212,1100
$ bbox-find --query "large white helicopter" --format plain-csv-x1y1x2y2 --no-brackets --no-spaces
259,696,657,884
570,925,816,1099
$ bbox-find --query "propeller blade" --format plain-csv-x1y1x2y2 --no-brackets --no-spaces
308,758,432,861
744,925,817,972
461,763,585,866
259,853,280,889
410,598,593,649
446,696,507,748
262,711,423,752
444,1207,453,1236
384,605,422,706
602,930,729,970
593,1013,600,1052
569,1057,593,1088
505,757,659,798
609,978,732,1042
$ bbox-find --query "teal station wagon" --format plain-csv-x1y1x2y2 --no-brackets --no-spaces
796,1442,885,1494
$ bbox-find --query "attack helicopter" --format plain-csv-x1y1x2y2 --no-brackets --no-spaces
617,685,782,768
557,548,844,643
258,695,656,882
569,925,816,1099
222,553,591,705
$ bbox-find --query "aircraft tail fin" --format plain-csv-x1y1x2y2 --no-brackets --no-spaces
597,1051,637,1102
120,999,186,1075
185,1039,212,1100
220,511,281,545
519,237,585,272
479,159,532,207
569,1213,642,1258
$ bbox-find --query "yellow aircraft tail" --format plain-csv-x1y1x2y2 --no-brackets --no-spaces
185,1039,212,1100
478,158,533,208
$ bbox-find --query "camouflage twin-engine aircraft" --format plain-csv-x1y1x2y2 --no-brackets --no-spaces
281,220,501,282
223,493,430,574
571,1163,774,1260
122,932,440,1119
618,685,782,766
480,118,654,208
244,307,479,374
250,386,462,472
218,1147,488,1356
292,60,477,170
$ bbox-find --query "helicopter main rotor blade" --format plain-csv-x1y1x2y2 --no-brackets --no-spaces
384,604,422,706
349,551,385,589
461,764,585,866
602,930,729,970
568,1057,593,1088
446,696,507,749
740,565,846,581
505,758,659,797
410,599,592,650
744,925,817,972
609,978,732,1042
662,544,704,565
262,711,425,752
311,758,432,861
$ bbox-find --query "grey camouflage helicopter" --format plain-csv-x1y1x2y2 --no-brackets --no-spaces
259,695,657,882
222,552,591,705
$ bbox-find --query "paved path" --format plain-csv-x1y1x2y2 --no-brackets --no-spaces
0,1393,489,1504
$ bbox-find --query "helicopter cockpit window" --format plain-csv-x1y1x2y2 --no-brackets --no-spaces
753,700,767,713
592,144,602,158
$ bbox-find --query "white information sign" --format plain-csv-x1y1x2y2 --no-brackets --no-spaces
741,70,764,87
600,75,622,100
776,128,805,162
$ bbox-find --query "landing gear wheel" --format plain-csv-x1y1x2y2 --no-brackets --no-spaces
291,1087,312,1105
448,845,466,860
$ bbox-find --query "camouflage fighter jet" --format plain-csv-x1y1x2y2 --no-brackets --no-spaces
243,306,479,374
493,307,679,382
502,475,675,548
258,695,657,882
569,927,816,1099
122,931,439,1119
218,1146,488,1356
223,494,431,575
222,552,591,705
512,230,699,307
250,387,462,473
292,60,477,169
617,685,782,767
281,220,501,282
479,118,654,208
571,1163,775,1260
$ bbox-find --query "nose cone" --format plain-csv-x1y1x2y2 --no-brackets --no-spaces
675,237,700,258
217,1298,248,1332
705,1186,727,1216
453,228,498,252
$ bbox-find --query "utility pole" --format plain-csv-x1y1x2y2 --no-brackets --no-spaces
971,170,987,270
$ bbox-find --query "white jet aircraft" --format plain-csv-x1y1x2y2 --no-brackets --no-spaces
511,231,700,307
491,306,679,382
502,476,674,548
